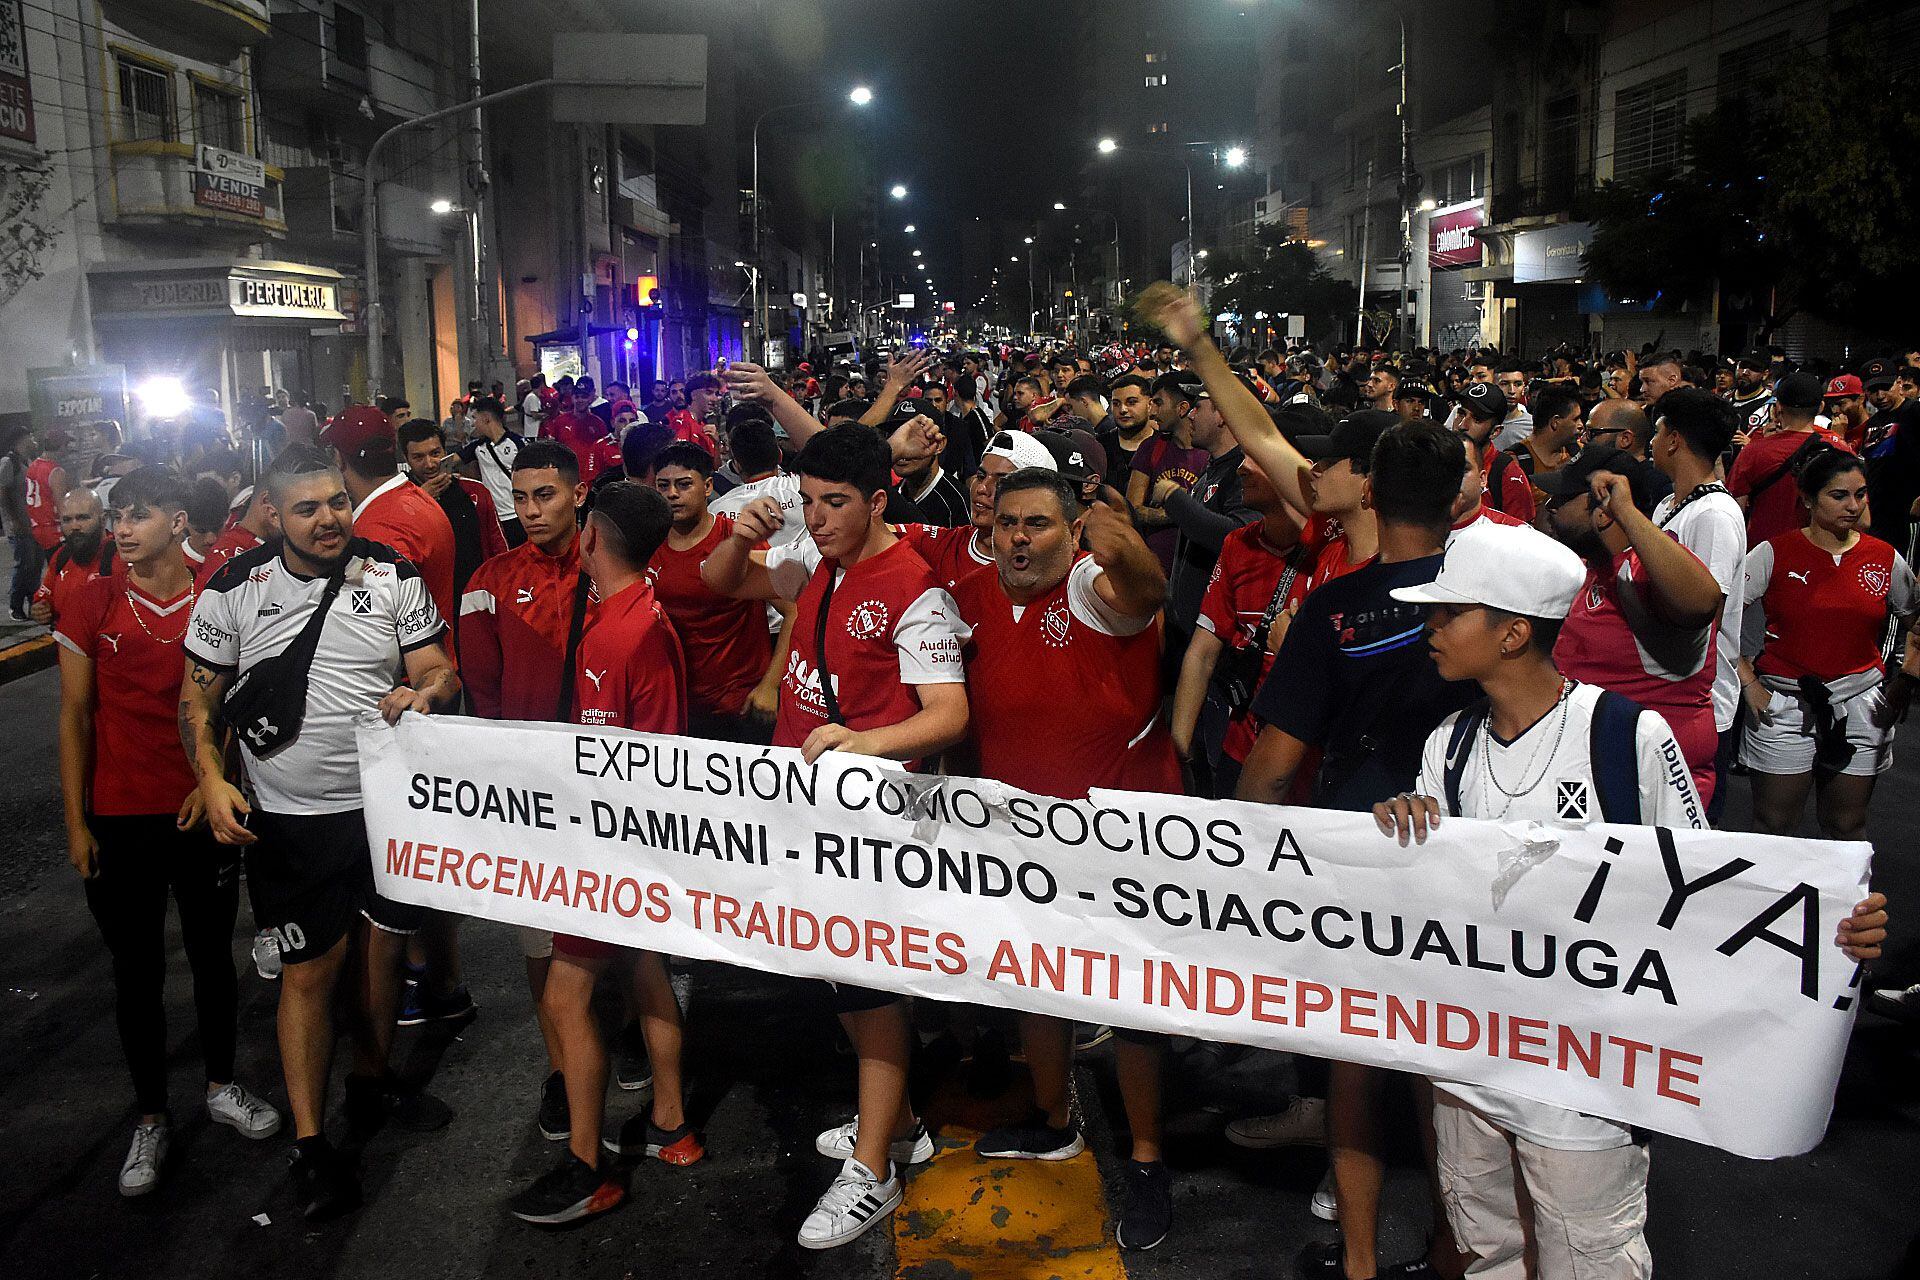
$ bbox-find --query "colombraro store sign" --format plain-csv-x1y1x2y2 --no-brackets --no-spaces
1427,200,1486,271
363,714,1874,1160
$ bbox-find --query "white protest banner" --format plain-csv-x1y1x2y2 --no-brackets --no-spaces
359,714,1873,1160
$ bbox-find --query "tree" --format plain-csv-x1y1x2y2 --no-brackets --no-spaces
1204,227,1357,344
1586,36,1920,342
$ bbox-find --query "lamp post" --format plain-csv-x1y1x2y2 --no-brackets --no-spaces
1096,137,1245,288
750,86,872,362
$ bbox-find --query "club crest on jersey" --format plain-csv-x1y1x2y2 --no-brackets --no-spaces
1555,779,1589,820
1858,563,1891,598
1041,599,1072,648
1587,584,1605,611
845,599,890,641
350,589,374,615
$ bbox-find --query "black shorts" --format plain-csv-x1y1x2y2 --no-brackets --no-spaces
246,808,424,965
824,981,902,1015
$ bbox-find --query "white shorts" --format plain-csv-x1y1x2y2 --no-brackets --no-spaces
1739,681,1894,778
518,926,554,960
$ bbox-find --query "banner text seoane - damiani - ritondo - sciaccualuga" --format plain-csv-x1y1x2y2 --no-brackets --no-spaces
359,713,1874,1160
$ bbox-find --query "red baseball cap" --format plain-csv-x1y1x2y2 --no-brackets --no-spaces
319,405,393,459
1825,374,1865,398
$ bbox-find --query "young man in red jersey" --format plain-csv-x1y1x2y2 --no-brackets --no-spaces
647,441,785,738
509,482,703,1225
703,423,970,1251
57,466,280,1198
457,438,592,1134
320,405,458,646
949,467,1183,1251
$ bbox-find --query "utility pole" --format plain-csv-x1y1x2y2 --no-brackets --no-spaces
1395,15,1414,353
1356,156,1374,346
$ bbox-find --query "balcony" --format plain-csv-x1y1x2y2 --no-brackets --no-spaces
256,7,369,114
104,0,268,55
281,163,364,256
106,141,286,240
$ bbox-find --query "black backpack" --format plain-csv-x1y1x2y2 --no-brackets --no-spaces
1441,688,1646,823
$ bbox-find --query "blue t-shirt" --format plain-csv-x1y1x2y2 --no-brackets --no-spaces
1251,553,1477,811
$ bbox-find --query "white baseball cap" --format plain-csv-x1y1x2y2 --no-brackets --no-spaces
982,429,1057,472
1390,520,1588,619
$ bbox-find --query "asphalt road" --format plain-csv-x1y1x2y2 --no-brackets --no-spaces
1,662,1917,1280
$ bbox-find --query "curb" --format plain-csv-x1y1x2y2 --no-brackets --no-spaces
0,635,55,686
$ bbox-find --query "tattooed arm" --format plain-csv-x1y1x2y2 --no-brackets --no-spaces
179,657,254,846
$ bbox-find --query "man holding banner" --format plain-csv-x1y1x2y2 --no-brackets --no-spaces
950,466,1184,1249
1375,519,1889,1280
701,422,971,1250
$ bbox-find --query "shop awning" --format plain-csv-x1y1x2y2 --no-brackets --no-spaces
523,323,630,347
88,258,348,325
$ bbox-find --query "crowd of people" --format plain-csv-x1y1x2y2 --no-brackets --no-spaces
14,279,1913,1279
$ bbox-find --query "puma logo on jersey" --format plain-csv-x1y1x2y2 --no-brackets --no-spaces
100,633,121,654
584,668,605,691
1786,569,1811,585
516,587,535,604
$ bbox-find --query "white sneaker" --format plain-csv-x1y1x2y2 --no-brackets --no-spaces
1225,1096,1327,1149
797,1157,901,1250
118,1121,169,1196
207,1082,283,1139
814,1116,934,1165
1310,1167,1338,1221
252,932,282,980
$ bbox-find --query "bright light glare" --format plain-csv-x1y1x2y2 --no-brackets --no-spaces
849,85,873,106
1023,236,1034,244
889,184,908,199
1419,198,1438,211
429,197,456,214
904,224,915,233
136,376,189,419
912,249,922,256
1053,201,1066,210
1097,137,1118,154
1224,146,1248,167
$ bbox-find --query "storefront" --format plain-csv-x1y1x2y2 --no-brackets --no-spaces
1498,222,1593,354
1423,199,1488,350
87,259,348,435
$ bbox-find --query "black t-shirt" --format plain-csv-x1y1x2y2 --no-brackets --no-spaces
905,469,971,528
1251,553,1477,810
1865,402,1920,551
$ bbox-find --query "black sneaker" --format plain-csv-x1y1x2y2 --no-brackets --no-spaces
507,1155,625,1225
1295,1240,1346,1278
1115,1158,1171,1250
1382,1258,1442,1279
1868,982,1920,1024
290,1140,361,1222
613,1023,652,1093
538,1071,569,1141
975,1118,1084,1161
601,1115,706,1165
398,984,478,1029
345,1074,453,1137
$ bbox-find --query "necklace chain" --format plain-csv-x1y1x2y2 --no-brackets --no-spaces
1480,679,1574,818
123,583,196,646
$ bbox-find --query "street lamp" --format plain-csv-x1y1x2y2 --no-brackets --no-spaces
1052,201,1066,210
904,224,915,233
429,197,457,215
1096,137,1248,286
751,87,873,360
890,183,908,200
1097,136,1118,154
1224,145,1249,168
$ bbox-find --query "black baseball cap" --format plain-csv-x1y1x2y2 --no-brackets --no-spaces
1300,409,1396,467
1394,382,1437,402
1773,372,1824,410
1533,443,1649,509
1863,357,1898,390
1458,381,1507,421
1038,426,1104,485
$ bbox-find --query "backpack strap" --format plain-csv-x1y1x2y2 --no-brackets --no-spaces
1441,698,1491,817
1587,688,1644,825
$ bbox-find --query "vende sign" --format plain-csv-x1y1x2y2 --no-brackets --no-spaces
1427,200,1485,271
362,715,1875,1159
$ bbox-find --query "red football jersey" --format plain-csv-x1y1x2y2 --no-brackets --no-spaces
193,525,264,591
460,537,585,721
1556,546,1718,802
646,514,771,719
769,538,967,758
1483,448,1537,523
53,571,200,815
894,522,996,594
1197,525,1316,763
35,542,116,622
25,456,62,551
574,579,688,733
665,408,718,456
954,555,1180,799
1728,428,1848,549
1753,532,1906,681
355,475,457,655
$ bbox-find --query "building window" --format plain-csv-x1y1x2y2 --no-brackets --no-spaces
1540,94,1579,203
1613,70,1688,181
194,83,246,153
1148,121,1169,135
332,5,369,69
1144,51,1163,63
1431,155,1484,206
1716,39,1780,111
1144,74,1167,87
115,58,174,143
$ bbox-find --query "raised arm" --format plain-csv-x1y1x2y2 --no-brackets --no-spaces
725,361,828,447
1135,281,1314,514
1592,470,1723,628
700,496,788,601
860,350,934,429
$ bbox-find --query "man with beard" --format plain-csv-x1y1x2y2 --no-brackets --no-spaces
1729,352,1775,433
1102,374,1162,481
897,430,1058,594
180,445,461,1221
950,469,1181,1251
31,486,112,625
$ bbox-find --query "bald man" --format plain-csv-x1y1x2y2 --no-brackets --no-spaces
31,487,112,625
1581,400,1672,515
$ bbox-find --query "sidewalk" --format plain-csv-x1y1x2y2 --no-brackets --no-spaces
0,535,54,685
